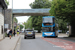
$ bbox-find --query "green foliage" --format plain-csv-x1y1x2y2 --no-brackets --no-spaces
30,0,51,8
15,26,19,31
14,18,18,31
14,18,18,23
31,16,42,32
55,18,68,32
50,0,75,23
23,22,26,29
5,32,8,37
20,24,24,30
5,0,9,5
24,17,32,29
50,0,75,33
29,0,51,32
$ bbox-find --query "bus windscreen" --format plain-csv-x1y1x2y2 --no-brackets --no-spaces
43,18,53,23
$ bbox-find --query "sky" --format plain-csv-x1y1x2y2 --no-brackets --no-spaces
8,0,35,23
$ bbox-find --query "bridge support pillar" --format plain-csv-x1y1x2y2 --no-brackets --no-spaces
5,9,12,30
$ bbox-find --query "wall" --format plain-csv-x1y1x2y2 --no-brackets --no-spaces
0,0,7,39
4,9,12,30
0,13,4,40
0,5,2,13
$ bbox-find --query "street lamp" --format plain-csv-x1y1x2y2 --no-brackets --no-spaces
12,0,13,9
12,0,14,30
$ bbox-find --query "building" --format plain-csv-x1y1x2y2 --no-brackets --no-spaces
0,0,7,40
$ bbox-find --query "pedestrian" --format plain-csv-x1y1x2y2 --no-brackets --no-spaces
9,29,13,39
6,29,10,37
13,29,16,37
17,28,19,36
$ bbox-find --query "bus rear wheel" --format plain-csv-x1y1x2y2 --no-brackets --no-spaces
55,36,58,38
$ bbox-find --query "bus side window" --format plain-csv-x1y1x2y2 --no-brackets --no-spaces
53,18,55,23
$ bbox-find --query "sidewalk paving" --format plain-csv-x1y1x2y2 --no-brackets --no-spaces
0,35,20,50
58,33,68,37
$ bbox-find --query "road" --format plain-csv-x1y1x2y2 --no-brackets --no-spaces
20,36,65,50
58,37,75,42
15,33,75,50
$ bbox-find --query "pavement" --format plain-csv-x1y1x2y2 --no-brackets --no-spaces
58,33,68,37
0,34,20,50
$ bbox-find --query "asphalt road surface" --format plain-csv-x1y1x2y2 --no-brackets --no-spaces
16,33,75,50
20,35,65,50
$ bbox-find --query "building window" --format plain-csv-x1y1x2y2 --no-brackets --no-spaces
1,26,3,34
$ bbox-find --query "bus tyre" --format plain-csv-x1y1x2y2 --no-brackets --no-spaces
24,37,26,39
44,36,47,38
55,36,58,38
33,37,35,39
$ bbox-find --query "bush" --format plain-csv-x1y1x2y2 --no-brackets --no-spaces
5,33,14,37
5,33,8,37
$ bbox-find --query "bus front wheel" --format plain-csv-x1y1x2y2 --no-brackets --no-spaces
55,36,58,38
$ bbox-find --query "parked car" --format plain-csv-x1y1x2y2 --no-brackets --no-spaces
21,30,24,33
66,31,69,34
24,29,35,39
34,30,38,33
58,30,62,33
20,30,24,33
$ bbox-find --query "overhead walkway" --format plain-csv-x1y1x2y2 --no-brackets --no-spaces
12,9,50,16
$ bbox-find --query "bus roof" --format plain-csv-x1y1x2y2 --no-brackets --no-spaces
43,16,54,18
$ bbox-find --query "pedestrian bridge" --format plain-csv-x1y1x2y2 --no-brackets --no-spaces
12,9,50,16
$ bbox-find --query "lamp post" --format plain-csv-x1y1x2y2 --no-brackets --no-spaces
22,23,25,30
12,0,14,30
12,0,13,9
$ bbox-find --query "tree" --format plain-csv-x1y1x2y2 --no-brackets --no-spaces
31,16,42,32
23,17,32,29
14,18,18,23
56,18,68,32
5,0,9,5
14,18,18,31
50,0,75,36
30,0,51,8
20,24,24,31
29,0,52,33
23,22,26,29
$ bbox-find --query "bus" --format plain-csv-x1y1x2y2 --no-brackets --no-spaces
42,16,58,37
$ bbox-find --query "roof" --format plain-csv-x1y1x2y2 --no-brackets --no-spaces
0,0,7,9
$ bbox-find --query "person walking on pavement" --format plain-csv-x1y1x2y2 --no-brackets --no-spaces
13,29,16,37
17,28,19,36
9,29,13,39
6,29,10,37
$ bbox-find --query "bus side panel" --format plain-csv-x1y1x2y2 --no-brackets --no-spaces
55,30,58,37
